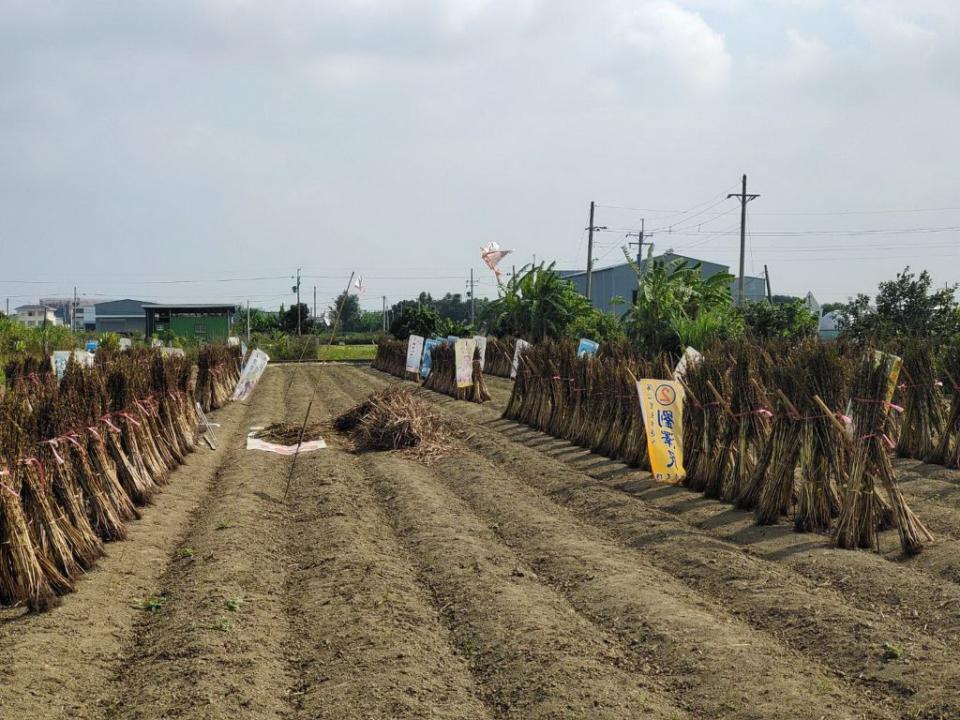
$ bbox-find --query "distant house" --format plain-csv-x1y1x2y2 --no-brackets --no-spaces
95,299,149,335
144,304,237,343
560,253,768,316
13,304,57,328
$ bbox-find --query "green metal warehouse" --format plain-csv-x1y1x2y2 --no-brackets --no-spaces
144,303,236,343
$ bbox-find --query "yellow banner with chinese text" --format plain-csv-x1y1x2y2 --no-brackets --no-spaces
636,379,686,485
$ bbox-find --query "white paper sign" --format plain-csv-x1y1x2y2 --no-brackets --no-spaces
406,335,425,374
473,335,488,371
50,350,93,382
673,346,703,383
455,338,477,389
511,339,531,379
232,349,270,401
246,427,326,455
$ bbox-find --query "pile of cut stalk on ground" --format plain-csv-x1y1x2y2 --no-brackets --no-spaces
333,385,451,462
0,347,233,613
506,337,943,556
372,338,492,403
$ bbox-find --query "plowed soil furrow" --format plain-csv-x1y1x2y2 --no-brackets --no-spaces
348,366,960,718
428,452,893,719
286,368,494,720
0,388,250,719
411,370,960,653
106,366,296,719
360,452,689,720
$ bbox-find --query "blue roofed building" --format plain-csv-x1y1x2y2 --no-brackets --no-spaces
560,253,768,316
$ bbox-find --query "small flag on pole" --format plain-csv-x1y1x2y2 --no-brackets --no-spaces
352,276,364,294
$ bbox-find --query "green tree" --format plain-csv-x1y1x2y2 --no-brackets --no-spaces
484,262,592,341
568,308,626,343
325,293,360,332
838,267,958,343
621,251,737,353
740,299,818,340
390,304,441,340
278,303,315,333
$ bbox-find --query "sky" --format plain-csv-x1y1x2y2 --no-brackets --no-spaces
2,0,960,313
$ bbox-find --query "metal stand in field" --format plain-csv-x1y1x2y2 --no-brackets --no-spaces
283,397,315,501
196,401,221,450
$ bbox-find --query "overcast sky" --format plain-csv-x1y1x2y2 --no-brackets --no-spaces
2,0,959,313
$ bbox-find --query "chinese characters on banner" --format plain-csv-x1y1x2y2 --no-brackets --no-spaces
454,338,477,388
473,335,488,370
576,338,599,358
511,339,531,379
637,379,686,484
406,335,425,374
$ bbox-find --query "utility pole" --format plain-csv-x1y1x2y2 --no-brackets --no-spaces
626,219,652,266
313,286,317,323
468,268,476,326
382,296,387,332
73,286,78,331
763,264,773,303
585,201,608,306
586,201,595,303
728,175,760,306
293,267,302,336
246,300,251,345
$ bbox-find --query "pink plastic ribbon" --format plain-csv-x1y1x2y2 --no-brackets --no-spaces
100,415,122,433
43,439,65,465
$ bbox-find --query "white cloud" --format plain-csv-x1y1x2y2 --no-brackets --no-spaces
615,0,732,94
776,29,830,82
846,2,938,51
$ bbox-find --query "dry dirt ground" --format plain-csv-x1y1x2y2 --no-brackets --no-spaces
2,363,960,719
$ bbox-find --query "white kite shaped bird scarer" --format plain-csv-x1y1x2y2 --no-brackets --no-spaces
480,242,511,281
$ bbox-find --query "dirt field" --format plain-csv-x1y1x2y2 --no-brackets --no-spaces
3,363,960,719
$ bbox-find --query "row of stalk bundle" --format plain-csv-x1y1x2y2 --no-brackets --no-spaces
683,339,932,555
482,337,517,378
196,345,243,411
504,340,666,467
0,347,239,612
505,338,932,556
372,337,492,403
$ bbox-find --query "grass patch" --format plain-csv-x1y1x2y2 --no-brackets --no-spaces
316,344,377,362
132,595,166,613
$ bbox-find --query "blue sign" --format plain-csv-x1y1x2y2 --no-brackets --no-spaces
85,340,99,353
421,338,441,378
577,338,599,358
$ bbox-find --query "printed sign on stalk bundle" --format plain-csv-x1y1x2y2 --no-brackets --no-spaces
473,335,488,370
576,338,599,358
637,379,686,485
455,337,477,389
420,338,441,378
511,339,531,379
406,335,425,374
